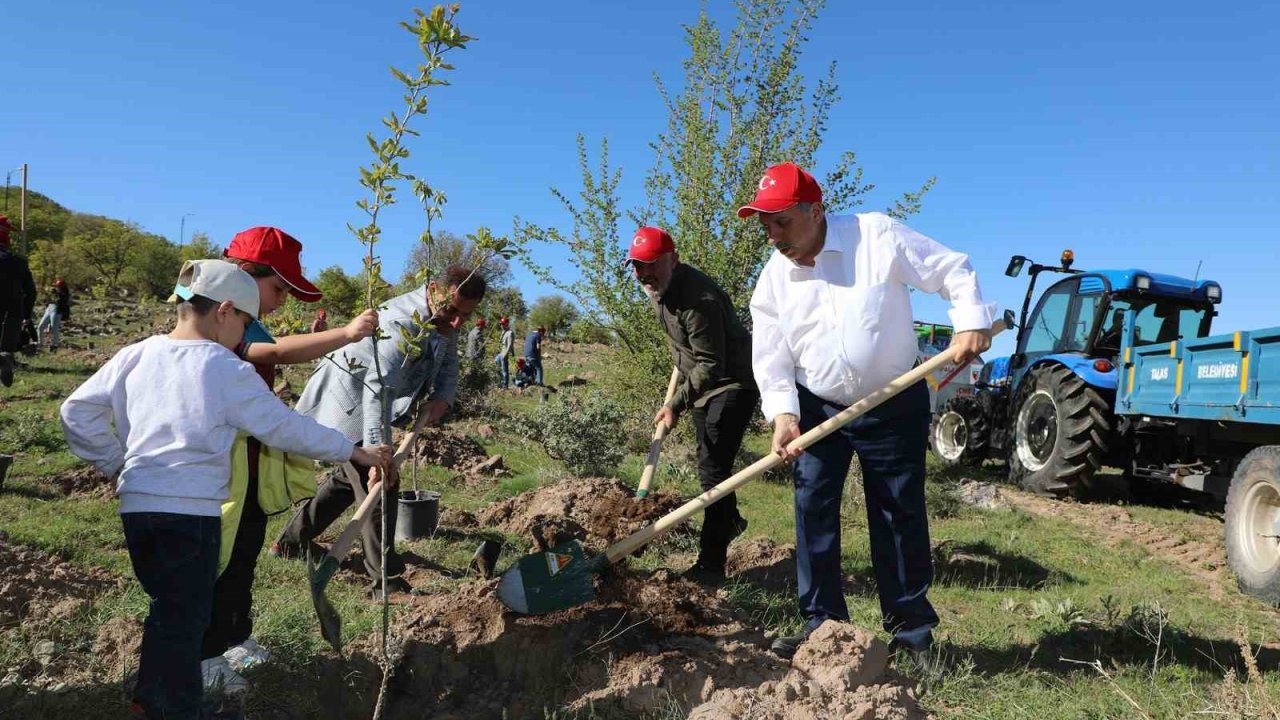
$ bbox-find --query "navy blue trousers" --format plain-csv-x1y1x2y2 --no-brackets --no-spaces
123,512,220,720
793,381,938,649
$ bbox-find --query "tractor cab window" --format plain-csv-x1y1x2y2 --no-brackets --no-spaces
1022,277,1105,356
1110,298,1212,346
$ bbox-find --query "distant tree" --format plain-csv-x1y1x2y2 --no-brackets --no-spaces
400,229,513,292
529,294,579,338
518,0,933,390
482,286,527,323
180,231,222,262
126,233,184,298
313,265,364,320
64,215,143,292
29,241,93,290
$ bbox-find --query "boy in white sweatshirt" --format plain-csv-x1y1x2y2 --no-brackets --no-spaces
60,260,391,720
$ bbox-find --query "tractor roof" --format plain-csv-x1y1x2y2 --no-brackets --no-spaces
1082,269,1220,303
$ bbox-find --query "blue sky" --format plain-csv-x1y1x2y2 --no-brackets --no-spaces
4,0,1277,357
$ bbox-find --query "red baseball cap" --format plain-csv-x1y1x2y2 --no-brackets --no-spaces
625,226,676,264
737,163,823,218
476,318,487,328
0,215,12,245
499,316,510,327
223,226,322,302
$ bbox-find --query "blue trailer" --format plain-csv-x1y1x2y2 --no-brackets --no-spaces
930,251,1280,604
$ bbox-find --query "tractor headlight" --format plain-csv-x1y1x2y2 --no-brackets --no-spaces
1134,274,1152,291
1205,283,1222,303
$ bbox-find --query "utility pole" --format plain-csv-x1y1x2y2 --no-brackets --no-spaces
180,212,195,247
19,164,28,255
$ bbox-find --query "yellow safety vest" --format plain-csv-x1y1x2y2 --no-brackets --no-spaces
219,434,318,574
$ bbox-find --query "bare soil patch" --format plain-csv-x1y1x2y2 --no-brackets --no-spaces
477,477,689,548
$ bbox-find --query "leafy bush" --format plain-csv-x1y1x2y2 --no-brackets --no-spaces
453,353,497,419
528,390,626,477
0,408,68,454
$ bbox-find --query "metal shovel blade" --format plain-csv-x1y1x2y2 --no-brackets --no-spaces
495,540,604,615
308,552,344,655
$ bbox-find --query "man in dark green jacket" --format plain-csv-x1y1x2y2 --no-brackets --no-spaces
628,226,759,583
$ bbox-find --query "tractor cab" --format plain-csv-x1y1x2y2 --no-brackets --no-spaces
1005,253,1220,389
930,250,1223,495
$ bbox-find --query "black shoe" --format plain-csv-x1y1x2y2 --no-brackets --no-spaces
368,576,427,600
890,640,946,676
0,353,13,387
682,560,727,586
769,626,814,659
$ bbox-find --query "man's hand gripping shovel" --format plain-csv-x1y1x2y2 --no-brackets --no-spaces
496,319,1006,615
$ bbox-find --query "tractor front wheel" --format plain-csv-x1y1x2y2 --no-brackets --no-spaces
1008,364,1111,496
931,395,989,467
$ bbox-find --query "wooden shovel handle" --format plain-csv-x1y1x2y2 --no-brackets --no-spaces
606,322,1005,562
636,366,681,497
329,404,436,561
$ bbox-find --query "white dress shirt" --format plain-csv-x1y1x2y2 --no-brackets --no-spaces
749,212,995,422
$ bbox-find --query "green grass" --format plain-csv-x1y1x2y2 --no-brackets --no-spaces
2,303,1278,718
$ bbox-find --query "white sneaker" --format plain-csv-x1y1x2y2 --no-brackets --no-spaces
223,637,270,672
201,656,250,696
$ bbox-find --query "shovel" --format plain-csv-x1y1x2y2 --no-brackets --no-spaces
635,366,681,498
309,408,434,654
497,321,1005,615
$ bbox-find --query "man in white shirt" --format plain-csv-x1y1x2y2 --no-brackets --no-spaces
741,162,993,660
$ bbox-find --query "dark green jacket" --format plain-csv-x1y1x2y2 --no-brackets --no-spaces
656,263,754,416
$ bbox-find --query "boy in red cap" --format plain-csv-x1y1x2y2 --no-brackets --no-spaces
200,226,380,692
0,215,36,387
61,259,392,720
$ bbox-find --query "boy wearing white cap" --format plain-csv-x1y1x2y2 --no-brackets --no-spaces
60,260,391,720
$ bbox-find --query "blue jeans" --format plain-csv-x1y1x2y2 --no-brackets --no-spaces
37,304,60,348
793,381,938,650
495,353,510,388
122,512,221,720
529,358,544,385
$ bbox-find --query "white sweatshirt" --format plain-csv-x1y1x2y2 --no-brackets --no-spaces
60,335,354,517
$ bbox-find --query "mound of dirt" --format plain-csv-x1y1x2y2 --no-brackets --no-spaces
688,622,925,720
476,477,689,548
49,466,115,498
412,429,489,472
726,538,797,594
358,571,924,720
438,508,479,529
0,540,121,628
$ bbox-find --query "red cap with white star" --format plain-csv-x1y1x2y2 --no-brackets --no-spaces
737,163,823,218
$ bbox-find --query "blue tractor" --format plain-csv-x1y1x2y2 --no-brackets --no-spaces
931,250,1221,496
932,251,1280,604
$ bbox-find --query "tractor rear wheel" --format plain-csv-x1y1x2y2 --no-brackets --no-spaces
931,395,989,467
1225,446,1280,605
1008,364,1111,496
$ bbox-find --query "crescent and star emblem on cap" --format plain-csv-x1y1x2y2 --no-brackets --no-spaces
632,235,646,246
758,175,777,190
